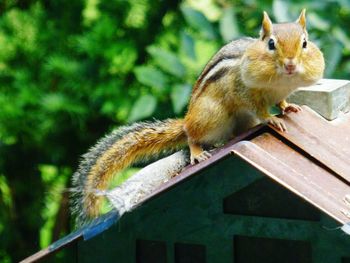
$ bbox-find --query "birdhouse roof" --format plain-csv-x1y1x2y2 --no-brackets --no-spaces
21,106,350,263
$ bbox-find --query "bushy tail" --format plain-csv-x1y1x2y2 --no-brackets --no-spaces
71,119,186,226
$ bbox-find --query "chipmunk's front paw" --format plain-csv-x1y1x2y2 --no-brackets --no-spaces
278,100,302,115
267,116,287,132
190,150,211,165
282,103,302,114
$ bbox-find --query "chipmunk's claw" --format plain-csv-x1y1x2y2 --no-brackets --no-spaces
267,116,287,132
282,103,302,114
190,150,211,165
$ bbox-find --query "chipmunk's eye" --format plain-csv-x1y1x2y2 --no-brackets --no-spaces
302,39,307,48
268,38,276,50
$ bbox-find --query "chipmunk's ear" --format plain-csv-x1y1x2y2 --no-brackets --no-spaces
296,9,306,30
260,11,272,40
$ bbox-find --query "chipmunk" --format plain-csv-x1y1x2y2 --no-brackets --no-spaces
71,10,324,225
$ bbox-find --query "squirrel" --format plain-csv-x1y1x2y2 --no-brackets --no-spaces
71,10,324,225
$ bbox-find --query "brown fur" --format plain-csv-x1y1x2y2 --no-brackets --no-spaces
74,10,325,223
185,10,324,160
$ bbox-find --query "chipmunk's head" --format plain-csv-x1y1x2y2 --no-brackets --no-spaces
241,10,324,89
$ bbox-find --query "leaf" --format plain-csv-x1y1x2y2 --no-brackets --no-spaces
170,83,192,114
45,55,80,77
42,93,66,112
180,31,196,60
272,0,291,23
307,13,330,31
333,27,350,51
180,6,216,40
134,66,168,90
219,7,240,42
147,46,186,78
323,41,342,77
108,44,138,75
0,175,12,208
128,95,157,122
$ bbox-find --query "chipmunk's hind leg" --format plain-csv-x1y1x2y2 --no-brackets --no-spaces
233,109,261,136
188,141,211,164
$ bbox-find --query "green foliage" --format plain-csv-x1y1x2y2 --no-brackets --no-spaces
38,165,70,248
128,94,157,122
147,46,186,78
0,0,349,262
181,5,217,40
171,83,192,114
220,7,240,42
134,66,168,91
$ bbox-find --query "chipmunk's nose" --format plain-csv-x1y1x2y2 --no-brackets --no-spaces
284,58,297,74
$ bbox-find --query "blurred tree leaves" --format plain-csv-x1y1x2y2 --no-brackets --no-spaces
0,0,350,262
220,7,240,42
181,5,216,40
272,0,291,22
134,66,168,91
128,94,157,122
147,46,186,78
171,83,192,114
180,31,196,60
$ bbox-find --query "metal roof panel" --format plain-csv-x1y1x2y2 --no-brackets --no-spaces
268,107,350,182
231,134,350,224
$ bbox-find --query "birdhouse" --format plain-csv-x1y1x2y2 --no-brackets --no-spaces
22,80,350,263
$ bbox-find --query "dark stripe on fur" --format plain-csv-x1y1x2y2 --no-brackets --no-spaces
194,55,238,92
207,67,230,82
192,37,255,94
194,67,231,99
